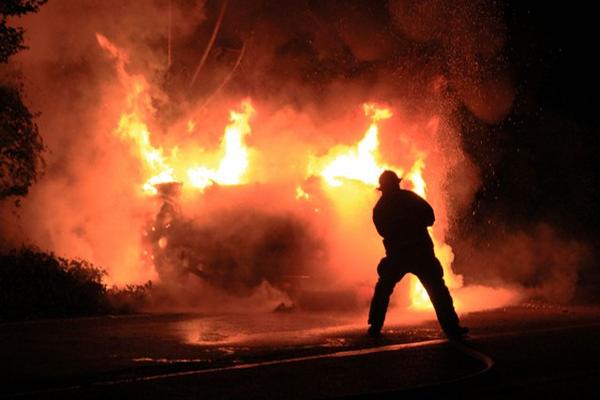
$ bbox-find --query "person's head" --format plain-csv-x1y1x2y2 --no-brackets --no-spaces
377,170,401,193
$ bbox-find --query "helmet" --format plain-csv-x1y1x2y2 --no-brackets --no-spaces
377,170,401,191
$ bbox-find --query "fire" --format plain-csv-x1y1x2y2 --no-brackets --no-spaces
186,101,254,190
99,33,462,311
117,93,254,194
403,159,433,308
96,33,176,195
295,185,310,200
100,34,255,195
116,84,177,195
313,104,399,187
312,104,462,310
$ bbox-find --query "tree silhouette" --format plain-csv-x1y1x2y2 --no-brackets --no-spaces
0,0,47,199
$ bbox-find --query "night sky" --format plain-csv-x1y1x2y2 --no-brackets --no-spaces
464,3,599,237
455,2,600,297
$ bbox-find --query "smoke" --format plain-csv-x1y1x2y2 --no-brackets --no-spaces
453,223,590,303
0,0,589,312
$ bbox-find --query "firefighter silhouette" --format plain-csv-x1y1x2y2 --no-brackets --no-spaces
368,170,468,338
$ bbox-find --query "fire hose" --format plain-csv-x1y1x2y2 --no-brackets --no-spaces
12,335,494,398
91,336,497,394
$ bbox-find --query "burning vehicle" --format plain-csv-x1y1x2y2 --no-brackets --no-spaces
144,181,327,305
108,63,463,309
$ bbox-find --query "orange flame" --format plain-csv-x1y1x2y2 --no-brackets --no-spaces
312,104,462,310
99,34,255,196
187,100,254,190
405,160,463,310
97,33,177,195
310,104,402,186
116,83,177,195
99,33,461,310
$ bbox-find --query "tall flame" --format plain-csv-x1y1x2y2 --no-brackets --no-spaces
406,160,463,310
99,34,255,196
312,104,462,310
311,104,401,187
187,100,254,189
97,33,177,195
116,83,177,195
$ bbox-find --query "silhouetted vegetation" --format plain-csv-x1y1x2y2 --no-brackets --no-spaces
0,2,153,320
0,0,48,62
0,85,44,198
107,281,153,314
0,247,151,321
1,0,47,199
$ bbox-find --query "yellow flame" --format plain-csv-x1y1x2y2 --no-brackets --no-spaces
404,160,463,310
186,100,254,190
406,159,426,197
313,103,461,311
118,94,254,194
312,103,399,187
115,81,177,195
100,32,460,310
402,159,434,309
99,33,255,196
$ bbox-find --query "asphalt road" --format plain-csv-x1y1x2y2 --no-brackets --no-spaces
2,304,600,399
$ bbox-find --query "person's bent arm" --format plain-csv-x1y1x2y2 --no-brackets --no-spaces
408,191,435,227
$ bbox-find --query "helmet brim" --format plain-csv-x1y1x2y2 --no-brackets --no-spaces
376,177,401,191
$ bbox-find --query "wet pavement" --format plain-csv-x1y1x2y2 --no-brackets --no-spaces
2,304,600,398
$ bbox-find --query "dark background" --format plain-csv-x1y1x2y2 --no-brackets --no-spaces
457,2,600,297
464,2,599,238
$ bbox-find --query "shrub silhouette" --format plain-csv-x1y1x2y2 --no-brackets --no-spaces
0,247,150,320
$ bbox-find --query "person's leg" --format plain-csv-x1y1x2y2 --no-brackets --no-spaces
368,257,404,333
416,256,466,337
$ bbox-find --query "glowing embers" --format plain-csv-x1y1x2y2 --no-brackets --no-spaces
295,185,310,200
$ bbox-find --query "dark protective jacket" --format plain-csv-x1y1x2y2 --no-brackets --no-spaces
372,188,434,255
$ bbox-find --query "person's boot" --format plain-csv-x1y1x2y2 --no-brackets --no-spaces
367,324,382,337
445,326,469,340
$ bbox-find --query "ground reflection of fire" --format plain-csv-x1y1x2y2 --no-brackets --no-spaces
100,32,465,311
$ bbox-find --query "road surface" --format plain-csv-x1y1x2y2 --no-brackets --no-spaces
2,304,600,398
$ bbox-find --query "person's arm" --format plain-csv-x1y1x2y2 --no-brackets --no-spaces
406,191,435,227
